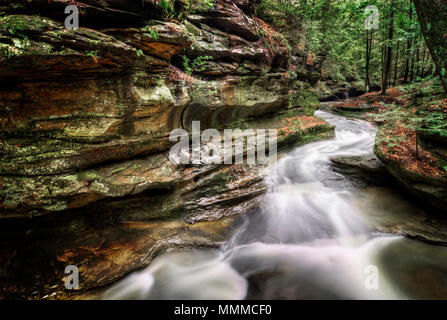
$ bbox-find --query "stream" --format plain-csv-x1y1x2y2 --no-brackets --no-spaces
103,111,447,300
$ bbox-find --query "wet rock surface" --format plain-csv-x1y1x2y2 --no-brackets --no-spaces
0,0,334,298
352,186,447,245
330,154,391,187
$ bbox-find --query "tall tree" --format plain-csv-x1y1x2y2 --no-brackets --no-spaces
382,4,396,95
403,3,413,83
365,29,374,91
412,0,447,93
420,44,428,77
393,41,400,86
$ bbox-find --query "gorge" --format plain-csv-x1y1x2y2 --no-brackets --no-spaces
0,0,447,300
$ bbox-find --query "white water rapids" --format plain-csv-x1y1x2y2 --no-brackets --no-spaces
103,111,447,300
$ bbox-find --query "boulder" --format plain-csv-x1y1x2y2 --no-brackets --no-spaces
330,154,391,187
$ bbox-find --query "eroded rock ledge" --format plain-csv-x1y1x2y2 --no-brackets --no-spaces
0,0,334,298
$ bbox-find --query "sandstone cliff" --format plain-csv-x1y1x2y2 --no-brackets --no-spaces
0,0,333,298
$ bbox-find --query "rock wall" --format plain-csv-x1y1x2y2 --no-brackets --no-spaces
0,0,333,298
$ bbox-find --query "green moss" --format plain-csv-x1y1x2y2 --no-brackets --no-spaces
278,124,335,149
288,89,320,116
110,166,127,175
77,171,100,182
0,14,54,36
0,45,17,59
131,163,142,170
43,201,68,212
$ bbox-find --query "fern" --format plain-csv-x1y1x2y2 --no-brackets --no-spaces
159,0,175,18
183,55,213,76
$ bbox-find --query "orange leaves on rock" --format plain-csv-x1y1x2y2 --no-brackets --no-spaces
277,116,327,137
167,65,195,84
379,123,446,179
306,52,316,66
253,17,288,55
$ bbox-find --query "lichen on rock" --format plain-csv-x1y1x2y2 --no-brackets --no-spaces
0,0,336,299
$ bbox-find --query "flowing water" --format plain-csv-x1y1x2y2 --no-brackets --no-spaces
103,111,447,300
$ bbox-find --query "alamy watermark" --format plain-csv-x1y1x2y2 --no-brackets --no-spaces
169,122,277,166
64,5,79,30
364,265,379,290
365,5,380,30
64,265,79,290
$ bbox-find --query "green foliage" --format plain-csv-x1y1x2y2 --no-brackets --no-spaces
134,48,145,57
159,0,175,18
256,0,432,90
256,0,301,25
144,25,159,41
375,81,447,161
256,0,369,82
85,50,99,57
287,70,297,80
159,0,171,12
0,15,30,59
0,46,16,59
197,0,215,11
255,0,302,52
1,15,28,38
440,159,447,173
183,55,213,76
416,109,447,137
371,104,404,124
181,55,215,100
159,0,215,19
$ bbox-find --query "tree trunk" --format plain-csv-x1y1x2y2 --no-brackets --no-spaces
403,4,413,83
415,42,420,79
420,44,427,77
409,40,416,81
393,41,400,86
365,30,373,92
413,0,447,93
382,6,395,95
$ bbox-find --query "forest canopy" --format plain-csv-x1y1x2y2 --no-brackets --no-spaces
255,0,440,94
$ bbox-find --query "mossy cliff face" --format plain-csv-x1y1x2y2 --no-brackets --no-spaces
0,0,333,298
